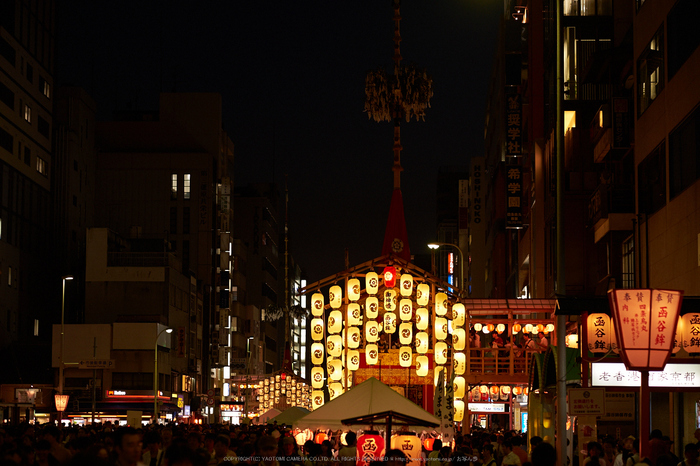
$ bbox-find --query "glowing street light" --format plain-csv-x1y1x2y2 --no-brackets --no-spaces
428,242,464,296
153,327,173,423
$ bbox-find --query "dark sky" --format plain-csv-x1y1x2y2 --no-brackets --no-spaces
55,1,502,283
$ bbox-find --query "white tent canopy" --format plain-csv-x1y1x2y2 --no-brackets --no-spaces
295,377,440,431
270,406,310,426
257,408,282,424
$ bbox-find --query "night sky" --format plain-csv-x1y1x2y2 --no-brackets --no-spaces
55,1,502,283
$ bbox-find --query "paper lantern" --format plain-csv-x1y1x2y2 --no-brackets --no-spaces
365,272,380,295
482,325,490,334
424,438,436,451
545,323,555,333
399,322,413,345
513,323,522,333
531,326,539,335
311,318,325,341
384,289,397,311
435,317,448,340
366,297,379,319
311,343,325,365
365,321,380,343
328,382,343,400
328,358,342,381
312,391,325,410
454,399,465,422
454,352,466,375
399,274,414,297
311,367,325,389
347,326,361,349
399,299,413,321
512,387,522,396
496,324,506,334
54,394,69,412
452,328,466,351
435,293,448,316
357,432,385,466
435,341,448,365
452,303,466,327
348,350,360,371
348,278,361,301
416,307,429,330
608,289,683,370
329,285,342,308
490,385,500,397
328,310,342,334
500,385,511,401
587,313,612,353
487,324,495,333
454,376,466,398
382,266,397,288
524,324,533,333
348,303,362,326
415,332,429,354
416,355,429,377
311,293,325,317
416,284,430,306
681,313,700,352
399,346,412,367
327,335,342,358
474,323,483,332
365,344,379,365
384,312,397,333
535,324,544,333
391,433,421,466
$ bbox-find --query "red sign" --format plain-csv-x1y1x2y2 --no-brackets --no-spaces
357,433,385,466
382,267,397,288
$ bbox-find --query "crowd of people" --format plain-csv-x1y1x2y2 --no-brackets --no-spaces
0,422,697,466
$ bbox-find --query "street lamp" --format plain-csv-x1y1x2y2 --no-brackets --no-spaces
153,327,173,423
56,275,73,422
427,242,464,296
244,336,254,422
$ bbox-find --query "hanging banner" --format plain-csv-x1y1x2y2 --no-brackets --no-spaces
506,164,523,229
505,90,522,156
442,372,455,444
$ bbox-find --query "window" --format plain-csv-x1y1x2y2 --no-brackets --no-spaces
638,26,664,116
668,0,700,80
564,0,611,16
23,104,30,123
638,141,666,215
37,116,49,138
26,64,32,83
0,36,15,66
33,319,39,336
182,240,189,273
231,285,238,302
170,207,177,234
184,173,191,200
0,81,13,108
182,207,190,234
40,77,50,99
7,266,11,286
231,316,238,332
669,105,700,199
171,173,177,199
36,157,46,176
24,147,29,165
0,126,12,153
622,236,635,288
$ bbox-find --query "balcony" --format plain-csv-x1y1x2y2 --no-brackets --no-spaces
588,183,635,242
591,99,631,163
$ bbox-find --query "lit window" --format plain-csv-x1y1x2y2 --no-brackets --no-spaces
34,319,39,336
36,157,47,176
184,174,191,199
42,79,50,99
231,316,238,332
7,266,11,286
638,26,664,116
171,174,177,199
24,104,30,123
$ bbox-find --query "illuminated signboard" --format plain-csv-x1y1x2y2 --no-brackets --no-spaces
468,403,506,413
591,363,700,388
220,403,242,414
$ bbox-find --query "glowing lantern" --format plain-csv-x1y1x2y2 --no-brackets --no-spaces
382,266,397,288
312,391,325,410
681,313,700,352
500,385,511,401
329,383,343,400
391,433,421,466
435,342,448,365
546,323,555,333
587,313,612,353
416,284,430,306
482,324,490,334
348,303,362,326
399,346,412,367
348,350,360,371
357,432,385,466
524,324,533,333
366,297,379,319
399,322,413,345
452,303,466,327
435,317,448,340
454,399,465,422
513,323,521,334
512,387,522,396
327,335,342,357
399,274,413,297
311,318,325,341
416,308,429,330
416,355,429,377
490,386,500,399
474,323,483,332
328,358,342,381
365,321,380,343
487,324,495,333
329,285,342,308
532,326,539,335
415,332,429,354
348,278,361,301
536,324,545,333
399,299,413,321
435,293,448,316
424,438,436,451
454,376,465,398
347,326,361,349
384,289,397,311
328,310,342,334
311,293,325,317
384,312,397,333
311,343,325,365
496,324,506,334
311,367,324,389
452,328,466,351
54,394,69,412
364,272,379,295
453,352,466,375
365,344,379,365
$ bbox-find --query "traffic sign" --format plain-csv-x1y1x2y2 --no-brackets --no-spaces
206,397,214,406
206,389,215,397
78,359,115,370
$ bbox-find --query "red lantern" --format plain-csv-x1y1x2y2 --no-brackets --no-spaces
357,431,385,466
315,432,329,444
424,438,435,451
382,266,397,288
